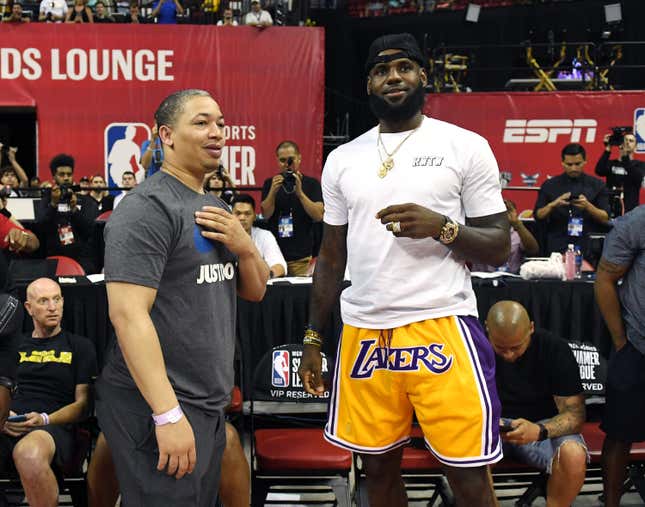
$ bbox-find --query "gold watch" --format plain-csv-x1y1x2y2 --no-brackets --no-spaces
438,216,459,245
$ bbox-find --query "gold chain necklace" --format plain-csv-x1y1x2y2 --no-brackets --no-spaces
376,125,420,178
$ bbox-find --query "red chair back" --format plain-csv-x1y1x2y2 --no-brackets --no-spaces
96,210,112,222
47,256,86,276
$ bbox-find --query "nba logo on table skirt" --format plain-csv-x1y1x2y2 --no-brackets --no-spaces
272,350,290,388
104,123,150,192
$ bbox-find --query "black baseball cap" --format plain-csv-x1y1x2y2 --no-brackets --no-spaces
365,33,425,74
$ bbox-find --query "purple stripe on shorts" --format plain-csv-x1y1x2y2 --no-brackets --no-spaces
326,326,344,436
458,316,502,456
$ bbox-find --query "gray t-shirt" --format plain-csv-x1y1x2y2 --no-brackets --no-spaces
602,205,645,354
101,171,237,414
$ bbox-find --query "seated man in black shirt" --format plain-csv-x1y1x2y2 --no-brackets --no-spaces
36,154,97,274
261,140,323,276
534,143,610,259
595,132,645,216
0,278,96,506
0,294,23,428
486,300,587,507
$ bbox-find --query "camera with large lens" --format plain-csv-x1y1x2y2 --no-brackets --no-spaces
607,126,633,147
282,157,296,192
59,184,74,204
0,186,12,200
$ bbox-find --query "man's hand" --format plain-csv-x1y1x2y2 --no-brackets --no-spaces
195,206,255,257
298,345,325,396
603,133,612,152
3,411,46,437
50,186,62,206
507,206,520,229
7,147,17,163
155,416,196,479
294,171,304,197
6,228,29,253
376,203,445,239
570,194,588,211
269,174,284,195
551,192,571,208
70,192,78,210
502,418,540,445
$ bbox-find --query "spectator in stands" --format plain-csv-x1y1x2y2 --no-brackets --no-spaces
38,0,68,21
2,2,30,23
150,0,184,24
126,2,145,22
87,421,250,507
82,174,114,220
204,165,236,205
93,1,114,22
217,7,238,25
471,199,539,273
595,132,645,215
36,154,98,274
78,176,90,196
244,0,272,26
232,193,287,278
594,205,645,507
534,143,610,259
66,0,94,22
140,122,163,177
0,278,96,505
261,140,323,276
487,300,588,507
113,171,137,209
0,146,29,194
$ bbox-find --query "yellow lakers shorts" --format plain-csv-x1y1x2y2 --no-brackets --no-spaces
324,315,502,467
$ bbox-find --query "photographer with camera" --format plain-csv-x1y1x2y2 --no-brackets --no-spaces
36,154,98,274
0,144,29,196
595,128,645,216
261,140,323,276
204,164,237,205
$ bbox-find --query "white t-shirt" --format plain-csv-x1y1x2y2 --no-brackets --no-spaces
251,226,287,276
244,9,272,25
216,19,239,25
39,0,68,19
322,115,505,329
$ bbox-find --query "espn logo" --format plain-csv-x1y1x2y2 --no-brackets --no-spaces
503,119,597,144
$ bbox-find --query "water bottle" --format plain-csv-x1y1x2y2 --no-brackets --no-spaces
574,246,583,279
564,244,576,281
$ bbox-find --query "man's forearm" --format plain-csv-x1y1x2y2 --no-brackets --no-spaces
594,151,610,177
297,193,324,222
544,407,585,438
308,226,347,334
451,214,510,266
585,203,609,225
140,147,154,170
594,276,627,348
111,310,178,414
535,202,554,220
513,222,540,256
261,193,277,220
0,386,10,428
237,249,269,301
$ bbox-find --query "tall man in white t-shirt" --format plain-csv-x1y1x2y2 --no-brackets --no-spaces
232,193,287,278
299,33,510,507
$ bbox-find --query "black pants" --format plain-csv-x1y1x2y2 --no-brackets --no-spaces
96,379,225,507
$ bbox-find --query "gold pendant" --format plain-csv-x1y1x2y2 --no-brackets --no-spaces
378,157,394,178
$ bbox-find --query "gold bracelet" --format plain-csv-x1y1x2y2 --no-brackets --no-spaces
303,337,322,347
304,328,323,341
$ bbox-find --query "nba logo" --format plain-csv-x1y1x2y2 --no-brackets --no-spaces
104,123,151,194
272,350,290,388
634,108,645,154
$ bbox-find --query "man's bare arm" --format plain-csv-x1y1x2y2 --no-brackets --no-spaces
48,384,91,425
594,257,630,350
545,394,586,438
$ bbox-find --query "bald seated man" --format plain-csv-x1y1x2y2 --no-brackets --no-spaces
486,301,588,507
0,278,97,506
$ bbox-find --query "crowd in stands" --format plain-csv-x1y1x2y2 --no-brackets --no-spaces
1,0,277,25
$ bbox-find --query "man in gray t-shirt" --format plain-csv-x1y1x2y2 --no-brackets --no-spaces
96,89,269,507
594,204,645,507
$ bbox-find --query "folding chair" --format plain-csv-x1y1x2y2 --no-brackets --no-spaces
248,344,353,506
46,256,86,276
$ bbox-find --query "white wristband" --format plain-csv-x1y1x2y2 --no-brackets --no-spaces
152,405,183,426
40,412,49,425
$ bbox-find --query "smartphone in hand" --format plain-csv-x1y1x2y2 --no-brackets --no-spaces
7,414,28,423
500,418,514,433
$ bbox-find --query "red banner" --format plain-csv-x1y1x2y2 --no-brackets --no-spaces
0,25,325,193
424,91,645,214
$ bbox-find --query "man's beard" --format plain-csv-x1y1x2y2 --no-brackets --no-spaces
368,83,425,124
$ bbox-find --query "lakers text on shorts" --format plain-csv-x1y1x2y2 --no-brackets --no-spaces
325,315,502,467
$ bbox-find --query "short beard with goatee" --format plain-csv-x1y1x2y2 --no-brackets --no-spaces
368,82,425,124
